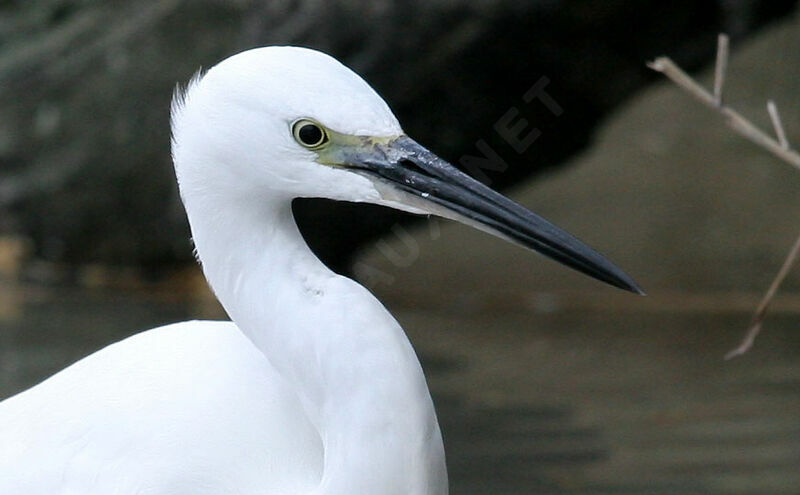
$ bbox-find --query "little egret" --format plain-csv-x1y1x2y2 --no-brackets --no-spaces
0,46,641,494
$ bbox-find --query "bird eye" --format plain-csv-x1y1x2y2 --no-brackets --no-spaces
292,119,329,149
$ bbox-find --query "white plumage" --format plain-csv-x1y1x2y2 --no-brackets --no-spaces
0,46,639,495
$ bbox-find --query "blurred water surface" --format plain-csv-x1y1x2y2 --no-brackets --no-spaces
0,282,798,494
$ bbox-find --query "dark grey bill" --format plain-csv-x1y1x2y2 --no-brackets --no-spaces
346,135,644,295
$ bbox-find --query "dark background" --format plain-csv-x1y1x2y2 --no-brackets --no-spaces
1,0,797,275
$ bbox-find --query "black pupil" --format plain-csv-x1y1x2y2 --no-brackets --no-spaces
298,124,323,146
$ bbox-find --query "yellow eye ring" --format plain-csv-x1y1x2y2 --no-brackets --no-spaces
291,119,329,149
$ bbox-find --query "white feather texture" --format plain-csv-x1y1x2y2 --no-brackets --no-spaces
0,46,446,495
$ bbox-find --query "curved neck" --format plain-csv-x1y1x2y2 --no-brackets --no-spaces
180,186,447,495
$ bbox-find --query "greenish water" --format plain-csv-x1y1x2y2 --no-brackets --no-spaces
1,285,799,494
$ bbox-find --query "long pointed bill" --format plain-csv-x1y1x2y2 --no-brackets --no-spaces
333,135,643,294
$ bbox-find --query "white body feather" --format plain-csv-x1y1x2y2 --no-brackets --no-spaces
0,47,447,495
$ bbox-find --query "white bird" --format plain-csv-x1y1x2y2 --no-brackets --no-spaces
0,46,641,495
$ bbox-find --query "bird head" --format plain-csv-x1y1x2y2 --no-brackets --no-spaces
171,46,642,294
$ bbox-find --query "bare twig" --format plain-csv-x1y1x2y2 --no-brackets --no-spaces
725,231,800,359
646,58,716,105
647,59,800,171
767,100,789,149
713,34,729,105
649,34,800,358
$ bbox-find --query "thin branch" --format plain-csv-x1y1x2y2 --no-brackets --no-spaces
713,34,729,105
767,100,789,149
647,58,800,171
725,231,800,359
649,34,800,358
647,58,716,105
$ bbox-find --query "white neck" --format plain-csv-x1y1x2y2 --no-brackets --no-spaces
180,184,447,495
